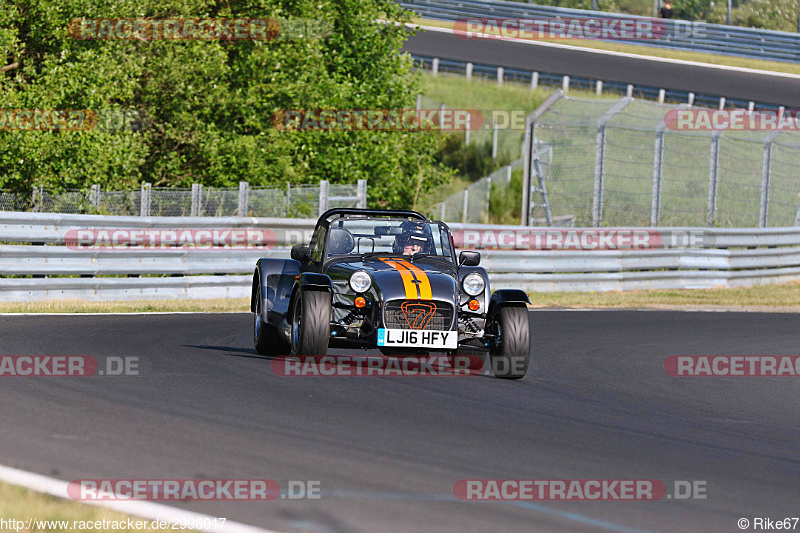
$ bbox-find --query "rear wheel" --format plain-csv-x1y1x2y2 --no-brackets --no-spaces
253,284,289,356
489,306,530,379
290,289,331,356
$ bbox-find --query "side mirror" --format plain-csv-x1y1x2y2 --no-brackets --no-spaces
459,251,481,267
291,244,311,262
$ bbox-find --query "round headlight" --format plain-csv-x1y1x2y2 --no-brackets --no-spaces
349,270,372,293
462,272,485,296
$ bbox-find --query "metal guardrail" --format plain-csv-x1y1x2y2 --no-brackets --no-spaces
1,213,799,299
402,0,800,63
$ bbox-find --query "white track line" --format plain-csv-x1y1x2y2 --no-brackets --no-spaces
410,23,800,80
0,464,278,533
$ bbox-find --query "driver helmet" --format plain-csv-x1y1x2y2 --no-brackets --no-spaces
393,220,434,254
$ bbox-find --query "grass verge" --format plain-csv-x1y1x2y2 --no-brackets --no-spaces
412,18,800,76
1,282,798,314
0,298,250,314
0,481,162,532
527,281,800,310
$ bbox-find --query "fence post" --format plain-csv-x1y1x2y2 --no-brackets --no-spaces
357,178,367,208
534,158,553,226
440,201,446,221
466,62,473,80
140,182,151,217
238,181,249,217
651,124,666,225
191,183,202,216
440,103,446,133
431,57,439,76
759,132,781,227
461,188,469,224
507,165,512,183
707,131,721,227
484,176,492,224
319,180,329,216
89,184,101,212
285,182,291,217
32,186,43,212
522,90,565,226
593,97,632,227
491,121,499,160
465,112,471,145
795,204,800,226
416,93,421,113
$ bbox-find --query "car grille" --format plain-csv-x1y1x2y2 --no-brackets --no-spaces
383,300,454,331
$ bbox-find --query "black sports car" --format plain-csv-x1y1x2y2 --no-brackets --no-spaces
251,208,531,378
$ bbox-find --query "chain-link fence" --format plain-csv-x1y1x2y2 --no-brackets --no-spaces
1,180,366,218
529,95,800,227
427,160,523,224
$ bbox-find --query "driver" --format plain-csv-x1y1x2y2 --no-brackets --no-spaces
393,220,434,255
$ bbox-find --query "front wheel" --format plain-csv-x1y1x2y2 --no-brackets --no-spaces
489,306,530,379
290,289,331,356
254,284,289,356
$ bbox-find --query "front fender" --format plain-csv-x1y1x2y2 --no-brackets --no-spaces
487,289,530,320
252,258,302,327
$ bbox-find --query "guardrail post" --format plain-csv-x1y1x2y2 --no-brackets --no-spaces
461,188,469,224
562,76,569,93
651,124,666,225
531,72,539,90
595,80,603,95
140,182,151,217
759,131,782,227
707,131,720,227
440,103,446,133
748,101,754,112
466,62,473,80
497,67,504,86
719,97,726,110
238,181,249,217
465,112,471,145
431,57,439,76
491,121,499,160
658,89,665,103
357,179,367,208
319,180,329,216
626,84,633,97
688,92,695,106
191,183,202,216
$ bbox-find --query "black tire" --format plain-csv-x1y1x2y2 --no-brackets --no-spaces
448,347,486,372
253,284,289,356
489,306,530,379
290,289,331,356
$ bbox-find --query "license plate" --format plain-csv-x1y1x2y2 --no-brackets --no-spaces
377,328,457,349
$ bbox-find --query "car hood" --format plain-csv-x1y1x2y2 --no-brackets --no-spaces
326,256,458,302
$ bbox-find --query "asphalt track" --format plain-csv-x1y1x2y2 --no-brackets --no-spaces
402,29,800,107
0,311,798,532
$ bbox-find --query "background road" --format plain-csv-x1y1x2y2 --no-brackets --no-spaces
0,311,798,532
402,29,800,108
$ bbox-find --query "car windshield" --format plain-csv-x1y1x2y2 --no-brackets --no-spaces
324,218,453,261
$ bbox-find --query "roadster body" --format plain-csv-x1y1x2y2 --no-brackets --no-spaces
251,208,531,378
